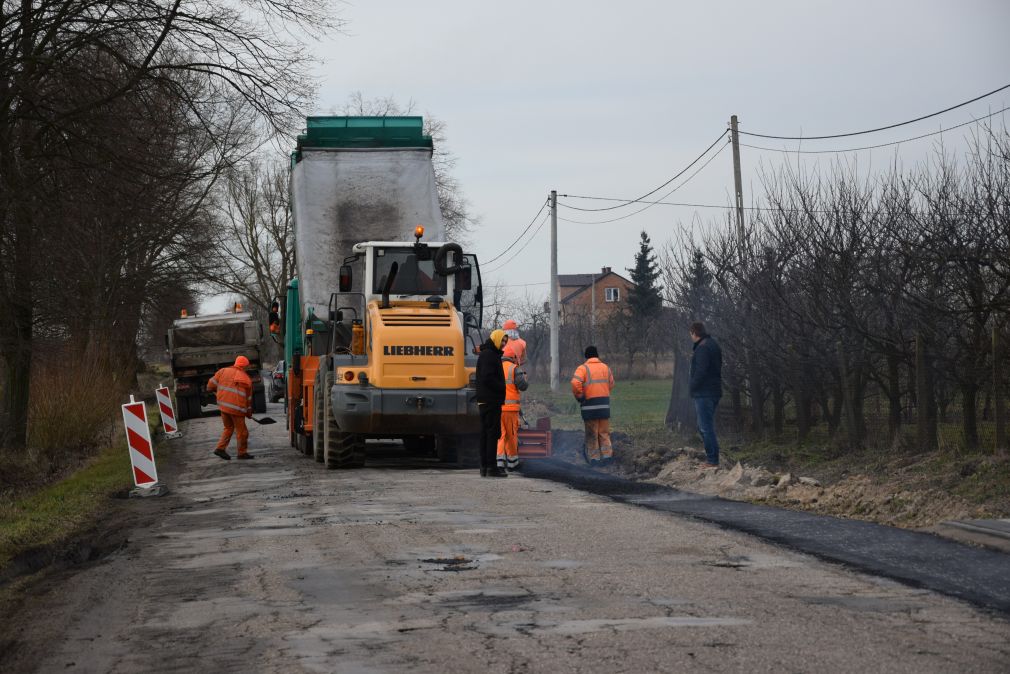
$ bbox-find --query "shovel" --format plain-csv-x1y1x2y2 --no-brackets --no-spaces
250,416,277,425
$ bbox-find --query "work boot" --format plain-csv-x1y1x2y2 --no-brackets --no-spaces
237,454,255,460
213,449,231,461
488,468,508,478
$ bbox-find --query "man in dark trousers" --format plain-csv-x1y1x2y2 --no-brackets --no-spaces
689,322,723,468
475,329,509,477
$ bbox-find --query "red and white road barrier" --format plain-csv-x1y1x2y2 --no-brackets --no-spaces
155,384,182,439
122,395,159,489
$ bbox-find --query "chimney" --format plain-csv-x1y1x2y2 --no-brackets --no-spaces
601,266,611,274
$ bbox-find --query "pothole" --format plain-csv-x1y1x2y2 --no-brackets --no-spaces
420,556,477,572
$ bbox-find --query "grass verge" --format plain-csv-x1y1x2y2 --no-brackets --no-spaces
0,443,131,570
0,405,161,572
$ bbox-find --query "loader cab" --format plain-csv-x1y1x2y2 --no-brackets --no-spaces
344,239,484,353
351,241,478,306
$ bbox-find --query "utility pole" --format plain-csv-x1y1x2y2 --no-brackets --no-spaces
730,114,764,433
591,273,596,344
729,115,746,263
549,190,560,392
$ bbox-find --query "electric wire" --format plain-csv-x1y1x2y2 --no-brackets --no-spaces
557,138,730,224
556,194,834,214
741,105,1010,154
482,211,553,274
481,198,549,266
738,82,1010,140
559,130,729,212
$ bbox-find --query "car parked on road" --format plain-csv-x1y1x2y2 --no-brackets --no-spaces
269,360,286,403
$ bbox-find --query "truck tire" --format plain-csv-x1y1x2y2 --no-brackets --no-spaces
313,369,325,463
178,395,199,422
252,389,267,414
292,405,302,450
294,405,312,456
175,394,189,422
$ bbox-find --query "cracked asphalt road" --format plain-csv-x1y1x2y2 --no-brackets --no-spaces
2,403,1008,673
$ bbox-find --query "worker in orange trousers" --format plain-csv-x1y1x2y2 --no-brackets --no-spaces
208,355,255,460
571,345,615,466
497,342,528,471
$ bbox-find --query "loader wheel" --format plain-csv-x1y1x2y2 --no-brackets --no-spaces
326,429,365,469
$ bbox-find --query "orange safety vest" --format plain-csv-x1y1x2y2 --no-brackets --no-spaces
208,366,253,416
503,360,521,412
571,358,614,420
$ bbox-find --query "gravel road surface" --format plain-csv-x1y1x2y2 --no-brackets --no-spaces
2,403,1008,673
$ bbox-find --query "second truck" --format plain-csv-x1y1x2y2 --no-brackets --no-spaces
283,116,485,468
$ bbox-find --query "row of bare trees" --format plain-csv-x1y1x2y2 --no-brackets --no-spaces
0,0,338,454
664,126,1010,452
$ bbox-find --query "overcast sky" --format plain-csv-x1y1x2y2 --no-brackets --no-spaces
304,0,1009,300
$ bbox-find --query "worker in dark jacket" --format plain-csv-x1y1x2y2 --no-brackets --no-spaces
689,322,723,468
475,329,509,477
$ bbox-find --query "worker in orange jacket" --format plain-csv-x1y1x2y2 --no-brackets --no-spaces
497,342,528,472
571,345,615,466
502,319,527,366
208,355,255,460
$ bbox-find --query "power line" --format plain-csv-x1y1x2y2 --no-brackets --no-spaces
481,280,551,288
741,106,1010,154
560,130,729,212
557,194,834,214
557,139,730,224
738,82,1010,140
481,198,549,265
483,211,551,274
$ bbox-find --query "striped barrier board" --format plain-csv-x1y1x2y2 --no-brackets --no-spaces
155,385,182,438
122,396,159,488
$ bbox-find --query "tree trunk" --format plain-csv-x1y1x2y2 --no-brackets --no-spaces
789,347,811,441
772,383,785,435
731,387,744,433
961,380,979,452
1,190,35,449
886,351,902,442
994,326,1007,455
665,354,693,429
915,333,938,453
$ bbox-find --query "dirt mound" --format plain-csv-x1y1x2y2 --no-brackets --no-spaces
549,429,1007,529
646,455,1002,528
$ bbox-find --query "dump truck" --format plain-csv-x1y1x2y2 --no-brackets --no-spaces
167,308,267,421
283,116,486,468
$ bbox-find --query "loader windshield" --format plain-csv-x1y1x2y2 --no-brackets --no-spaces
373,247,447,296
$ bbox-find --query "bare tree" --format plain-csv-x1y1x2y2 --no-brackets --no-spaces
0,0,340,448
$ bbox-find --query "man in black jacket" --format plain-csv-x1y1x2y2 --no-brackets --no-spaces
689,321,723,468
475,329,509,477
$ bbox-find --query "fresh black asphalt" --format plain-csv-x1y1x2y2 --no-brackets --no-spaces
521,459,1010,616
